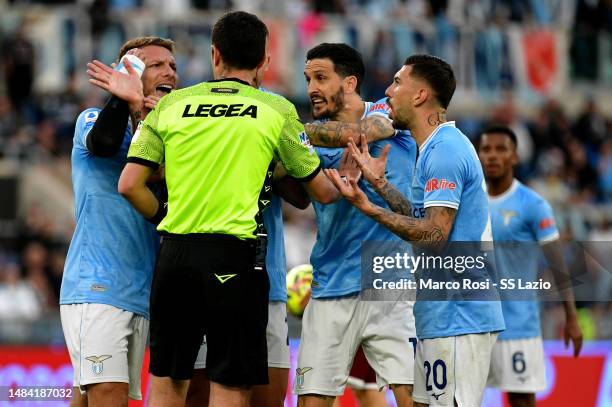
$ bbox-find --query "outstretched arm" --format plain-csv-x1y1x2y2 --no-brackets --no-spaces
324,168,456,242
304,114,395,147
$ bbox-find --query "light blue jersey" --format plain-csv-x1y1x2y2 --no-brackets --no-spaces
60,108,159,318
489,179,559,340
411,122,505,339
311,99,417,298
264,193,287,302
252,89,288,303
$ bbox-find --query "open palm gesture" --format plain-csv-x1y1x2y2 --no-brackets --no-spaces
347,133,391,191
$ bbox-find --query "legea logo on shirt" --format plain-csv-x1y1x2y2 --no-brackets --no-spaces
425,178,456,193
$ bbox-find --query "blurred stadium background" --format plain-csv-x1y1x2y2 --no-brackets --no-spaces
0,0,610,406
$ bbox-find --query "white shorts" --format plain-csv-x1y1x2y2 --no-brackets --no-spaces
487,336,546,393
60,303,148,400
294,297,416,396
413,332,498,406
194,301,290,370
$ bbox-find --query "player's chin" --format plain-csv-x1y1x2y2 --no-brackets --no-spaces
310,104,327,119
391,118,408,130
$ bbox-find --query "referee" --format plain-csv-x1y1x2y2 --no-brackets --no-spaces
118,11,339,407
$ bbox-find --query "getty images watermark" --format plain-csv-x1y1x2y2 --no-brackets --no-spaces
359,241,610,302
371,251,551,291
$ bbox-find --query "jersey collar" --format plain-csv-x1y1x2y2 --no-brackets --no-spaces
208,77,251,86
488,179,520,203
419,121,456,152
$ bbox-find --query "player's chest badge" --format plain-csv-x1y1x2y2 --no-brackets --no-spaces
500,209,517,226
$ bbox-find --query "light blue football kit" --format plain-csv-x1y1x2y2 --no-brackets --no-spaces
310,99,417,298
60,108,159,317
411,122,505,407
295,99,418,397
410,121,505,339
264,193,287,302
489,179,559,340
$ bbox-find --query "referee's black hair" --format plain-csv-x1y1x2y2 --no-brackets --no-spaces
480,125,518,148
306,43,365,95
212,11,269,70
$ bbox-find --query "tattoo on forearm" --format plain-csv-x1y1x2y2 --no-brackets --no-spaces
305,116,394,147
378,182,412,216
367,205,456,243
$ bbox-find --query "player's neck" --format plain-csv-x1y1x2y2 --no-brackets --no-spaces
412,110,447,148
216,69,257,87
333,95,364,124
488,174,515,197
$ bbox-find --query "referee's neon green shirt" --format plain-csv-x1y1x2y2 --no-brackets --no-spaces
127,78,320,239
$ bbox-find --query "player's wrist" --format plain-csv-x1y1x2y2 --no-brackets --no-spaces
372,176,388,192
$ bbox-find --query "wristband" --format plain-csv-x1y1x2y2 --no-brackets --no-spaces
147,198,167,226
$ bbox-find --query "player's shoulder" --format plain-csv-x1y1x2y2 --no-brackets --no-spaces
365,97,391,118
425,123,467,155
254,87,298,118
516,181,550,207
77,108,101,125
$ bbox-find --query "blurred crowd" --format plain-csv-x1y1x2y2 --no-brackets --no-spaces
0,0,610,342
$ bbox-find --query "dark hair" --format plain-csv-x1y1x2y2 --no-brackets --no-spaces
481,125,518,148
306,43,365,94
211,11,269,70
404,55,456,109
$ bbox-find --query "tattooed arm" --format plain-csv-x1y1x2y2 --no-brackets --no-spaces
304,114,395,147
324,168,456,242
375,181,413,216
366,205,456,242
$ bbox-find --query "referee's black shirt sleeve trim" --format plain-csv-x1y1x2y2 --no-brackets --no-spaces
127,157,160,170
294,164,322,183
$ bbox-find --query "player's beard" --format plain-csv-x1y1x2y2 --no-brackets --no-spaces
311,86,345,120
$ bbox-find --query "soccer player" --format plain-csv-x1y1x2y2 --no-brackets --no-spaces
478,126,583,407
118,11,340,407
60,37,177,406
326,55,506,406
295,43,417,407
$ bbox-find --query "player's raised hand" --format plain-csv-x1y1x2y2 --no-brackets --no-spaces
324,168,371,211
87,58,144,107
338,147,361,183
348,133,391,192
144,95,161,113
564,316,583,357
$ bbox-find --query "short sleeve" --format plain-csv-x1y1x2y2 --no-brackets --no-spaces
73,109,100,151
278,109,321,181
127,107,164,169
422,142,464,210
528,197,559,243
365,98,392,118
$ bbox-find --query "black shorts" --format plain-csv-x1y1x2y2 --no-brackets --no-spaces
149,233,269,386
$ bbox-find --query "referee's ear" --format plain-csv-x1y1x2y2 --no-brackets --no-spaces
211,45,222,71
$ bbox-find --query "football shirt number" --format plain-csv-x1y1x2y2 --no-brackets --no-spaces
424,359,447,391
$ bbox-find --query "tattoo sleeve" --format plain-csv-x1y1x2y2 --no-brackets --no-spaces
365,205,456,243
377,182,412,216
304,115,395,147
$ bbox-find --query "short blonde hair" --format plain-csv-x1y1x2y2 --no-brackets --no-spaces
116,36,175,62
